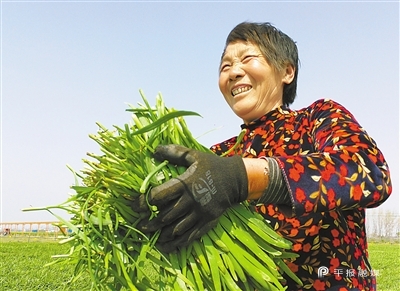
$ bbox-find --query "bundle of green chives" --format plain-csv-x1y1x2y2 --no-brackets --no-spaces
23,90,301,291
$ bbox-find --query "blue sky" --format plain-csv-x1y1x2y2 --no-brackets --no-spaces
2,1,399,222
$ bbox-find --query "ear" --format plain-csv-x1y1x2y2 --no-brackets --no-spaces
282,64,295,85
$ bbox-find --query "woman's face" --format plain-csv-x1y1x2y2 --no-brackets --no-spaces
218,41,293,124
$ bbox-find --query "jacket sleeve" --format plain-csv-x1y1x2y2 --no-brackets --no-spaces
276,99,392,217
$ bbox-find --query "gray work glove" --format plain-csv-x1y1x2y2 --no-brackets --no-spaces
134,144,248,253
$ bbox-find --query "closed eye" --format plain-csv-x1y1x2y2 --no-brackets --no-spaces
219,63,231,73
242,55,259,63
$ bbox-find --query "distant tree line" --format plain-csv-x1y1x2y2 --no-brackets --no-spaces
366,208,399,240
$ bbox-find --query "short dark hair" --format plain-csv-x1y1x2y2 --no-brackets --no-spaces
221,22,299,106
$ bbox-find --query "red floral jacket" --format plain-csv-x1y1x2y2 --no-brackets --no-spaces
210,99,392,291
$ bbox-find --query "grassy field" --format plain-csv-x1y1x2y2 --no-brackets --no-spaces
0,237,90,290
0,237,399,290
368,241,400,291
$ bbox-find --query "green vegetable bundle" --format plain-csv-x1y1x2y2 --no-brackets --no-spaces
24,90,301,291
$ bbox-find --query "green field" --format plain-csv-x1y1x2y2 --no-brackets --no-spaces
0,238,399,290
367,241,400,291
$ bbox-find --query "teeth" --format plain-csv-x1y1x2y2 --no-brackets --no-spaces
232,86,251,96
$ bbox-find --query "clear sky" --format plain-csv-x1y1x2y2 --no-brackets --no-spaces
1,1,399,223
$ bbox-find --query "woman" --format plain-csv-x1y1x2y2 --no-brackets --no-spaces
135,22,392,291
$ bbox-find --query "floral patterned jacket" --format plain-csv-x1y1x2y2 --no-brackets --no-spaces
210,99,392,291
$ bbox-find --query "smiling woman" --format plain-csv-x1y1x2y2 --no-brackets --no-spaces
2,2,398,290
134,22,393,291
218,41,295,124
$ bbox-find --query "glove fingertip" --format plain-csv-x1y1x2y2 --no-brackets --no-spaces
130,195,151,212
154,144,196,166
154,144,181,159
137,218,161,233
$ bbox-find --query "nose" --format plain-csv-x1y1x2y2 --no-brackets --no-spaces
229,62,244,81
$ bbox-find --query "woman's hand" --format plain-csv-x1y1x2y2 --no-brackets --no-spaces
135,144,248,252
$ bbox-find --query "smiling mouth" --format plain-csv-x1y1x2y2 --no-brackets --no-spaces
232,86,252,97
